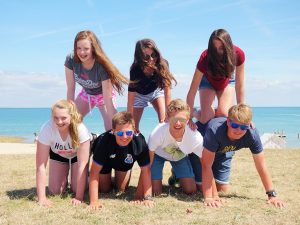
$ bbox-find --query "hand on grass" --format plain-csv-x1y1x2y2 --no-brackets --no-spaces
89,201,103,210
141,199,155,207
131,198,155,207
71,198,82,206
203,197,222,208
37,198,52,207
267,197,285,208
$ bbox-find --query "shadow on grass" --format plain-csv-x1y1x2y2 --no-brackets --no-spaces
221,192,251,200
6,187,76,202
6,187,36,201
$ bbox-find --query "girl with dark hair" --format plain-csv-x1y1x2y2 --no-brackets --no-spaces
186,29,245,136
127,38,177,132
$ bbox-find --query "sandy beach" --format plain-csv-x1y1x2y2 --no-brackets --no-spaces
0,143,36,154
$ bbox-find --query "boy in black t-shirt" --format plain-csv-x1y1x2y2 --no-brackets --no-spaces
89,112,153,210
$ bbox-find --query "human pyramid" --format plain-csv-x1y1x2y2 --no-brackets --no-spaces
36,29,284,209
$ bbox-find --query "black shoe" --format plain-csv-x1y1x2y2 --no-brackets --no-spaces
168,170,180,187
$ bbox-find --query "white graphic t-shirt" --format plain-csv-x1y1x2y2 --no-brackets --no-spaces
148,123,203,161
38,120,90,159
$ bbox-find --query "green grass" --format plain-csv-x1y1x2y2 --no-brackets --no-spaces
0,149,299,225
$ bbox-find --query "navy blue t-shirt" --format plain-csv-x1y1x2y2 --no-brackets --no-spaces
204,117,263,154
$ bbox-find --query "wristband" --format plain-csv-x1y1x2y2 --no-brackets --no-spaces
266,190,277,198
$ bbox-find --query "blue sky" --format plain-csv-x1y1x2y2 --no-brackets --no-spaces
1,0,300,107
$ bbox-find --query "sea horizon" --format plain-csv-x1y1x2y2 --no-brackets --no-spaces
1,107,300,148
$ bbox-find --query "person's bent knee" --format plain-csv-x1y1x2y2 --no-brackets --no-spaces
48,185,66,195
180,178,196,194
182,186,196,195
216,183,230,192
152,180,162,196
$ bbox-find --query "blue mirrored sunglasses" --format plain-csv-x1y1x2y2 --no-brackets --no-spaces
230,121,250,131
115,130,134,137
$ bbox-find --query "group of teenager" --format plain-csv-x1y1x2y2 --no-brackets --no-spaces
35,29,284,209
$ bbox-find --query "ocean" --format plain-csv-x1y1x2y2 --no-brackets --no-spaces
0,107,300,148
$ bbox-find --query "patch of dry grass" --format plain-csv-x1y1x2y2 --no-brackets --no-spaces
0,149,299,225
0,136,26,143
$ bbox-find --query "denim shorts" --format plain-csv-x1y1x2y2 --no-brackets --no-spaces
134,88,164,108
199,75,235,90
151,154,195,180
189,151,235,185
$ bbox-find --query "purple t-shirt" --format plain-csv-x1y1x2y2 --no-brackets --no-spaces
65,54,110,95
204,117,263,154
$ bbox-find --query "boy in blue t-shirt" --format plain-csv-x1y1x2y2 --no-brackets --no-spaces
191,104,284,208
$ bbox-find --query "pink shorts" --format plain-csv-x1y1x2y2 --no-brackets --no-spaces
78,88,117,108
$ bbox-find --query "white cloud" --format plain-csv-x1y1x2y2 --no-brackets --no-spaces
0,71,66,107
1,71,299,108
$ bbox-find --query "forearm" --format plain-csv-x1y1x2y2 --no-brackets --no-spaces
236,86,245,104
142,167,152,197
66,87,75,101
36,169,47,201
202,167,215,199
127,92,135,114
89,173,100,204
164,87,171,110
186,91,196,118
135,174,143,199
257,166,274,192
65,68,75,101
253,153,274,192
75,164,88,201
235,65,245,104
104,98,117,129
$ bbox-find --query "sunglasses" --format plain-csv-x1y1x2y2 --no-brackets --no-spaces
230,120,250,131
144,52,157,61
115,130,134,137
169,117,188,124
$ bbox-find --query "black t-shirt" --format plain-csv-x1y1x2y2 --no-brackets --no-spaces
128,66,159,95
92,131,150,172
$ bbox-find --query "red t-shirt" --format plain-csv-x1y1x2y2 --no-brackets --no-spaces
196,45,245,90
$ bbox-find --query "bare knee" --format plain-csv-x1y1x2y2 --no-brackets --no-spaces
182,186,196,195
48,185,66,195
99,182,112,193
152,180,162,196
215,109,227,118
180,178,196,195
216,183,230,192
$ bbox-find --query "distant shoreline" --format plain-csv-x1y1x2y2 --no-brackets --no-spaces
0,135,28,143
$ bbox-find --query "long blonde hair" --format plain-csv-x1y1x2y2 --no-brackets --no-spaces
51,100,82,149
73,30,128,94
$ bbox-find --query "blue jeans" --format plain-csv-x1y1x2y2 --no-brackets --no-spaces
189,151,235,184
151,154,195,180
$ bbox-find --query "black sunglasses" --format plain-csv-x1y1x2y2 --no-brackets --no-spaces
144,52,158,61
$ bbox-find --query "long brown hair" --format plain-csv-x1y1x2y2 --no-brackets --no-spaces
73,30,128,94
52,100,82,149
130,38,177,89
207,29,236,78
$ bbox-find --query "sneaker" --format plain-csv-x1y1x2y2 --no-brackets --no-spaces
168,169,180,188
